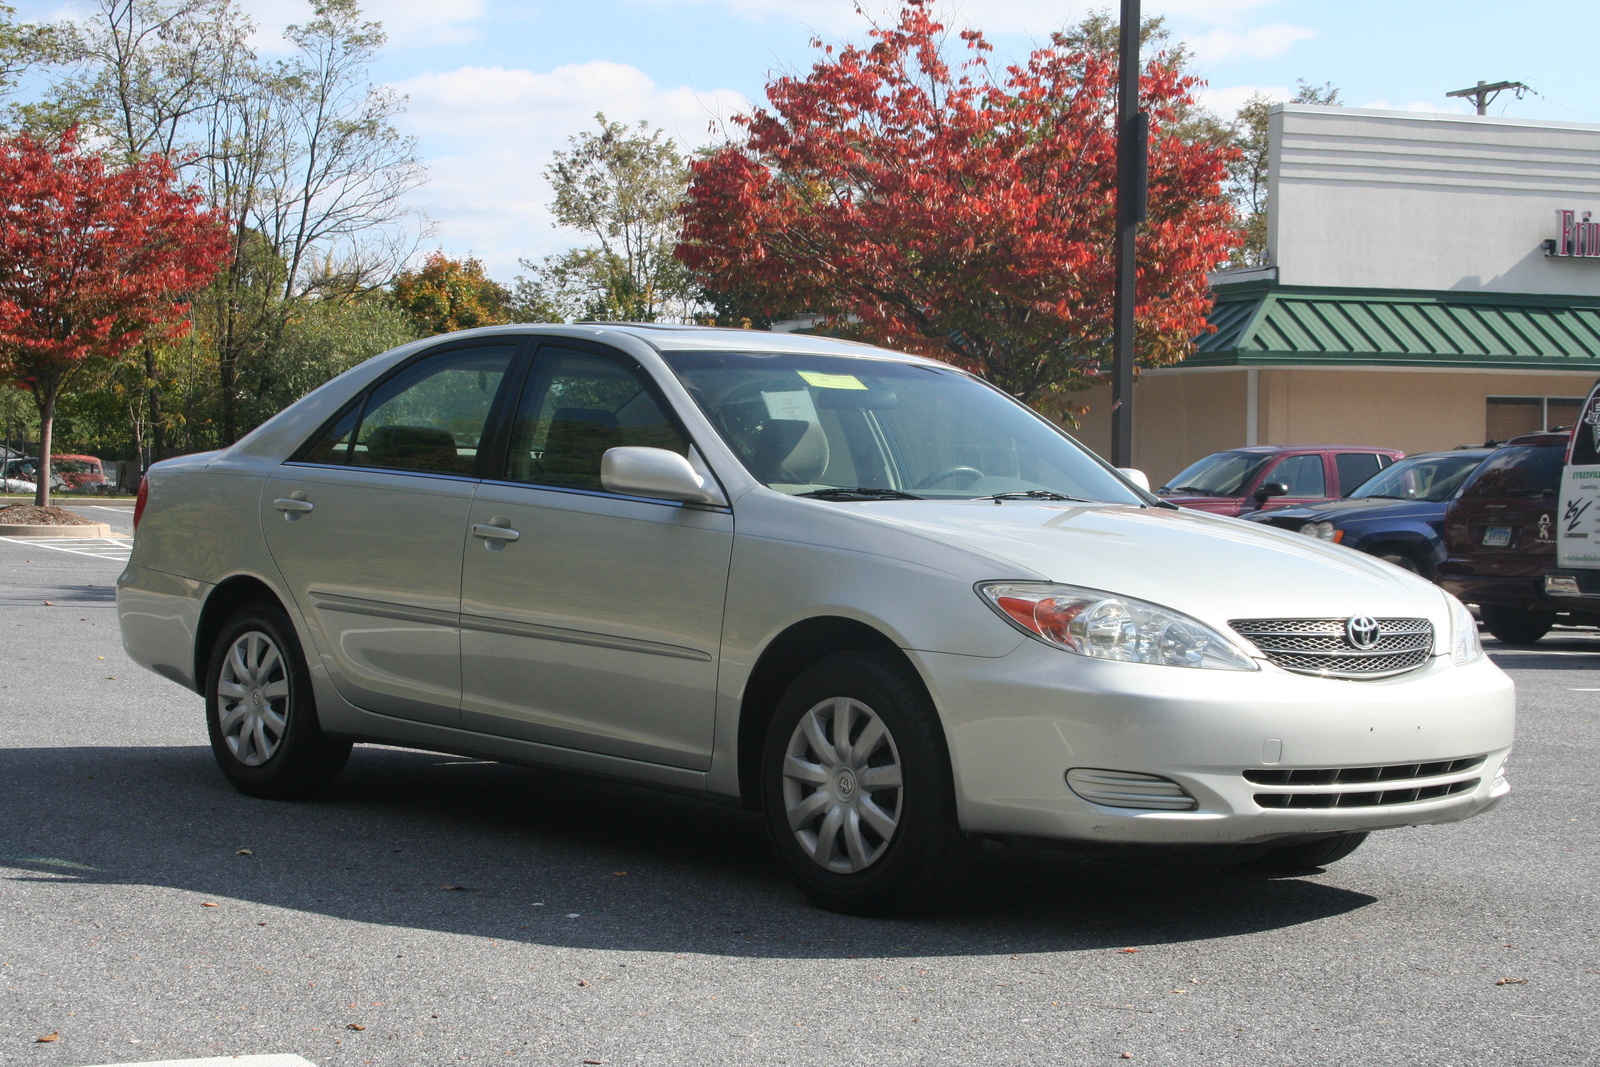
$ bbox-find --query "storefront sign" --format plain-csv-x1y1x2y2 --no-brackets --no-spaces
1546,209,1600,258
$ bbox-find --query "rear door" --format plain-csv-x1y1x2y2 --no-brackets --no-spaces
1452,444,1563,572
261,340,521,726
1334,451,1386,497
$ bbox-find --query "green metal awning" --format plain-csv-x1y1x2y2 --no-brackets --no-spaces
1187,282,1600,371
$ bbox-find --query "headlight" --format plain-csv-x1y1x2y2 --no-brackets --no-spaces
1298,521,1342,542
1445,592,1483,665
978,582,1259,670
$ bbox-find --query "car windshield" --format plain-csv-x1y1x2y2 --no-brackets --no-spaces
1348,453,1486,502
661,351,1145,503
1159,451,1273,497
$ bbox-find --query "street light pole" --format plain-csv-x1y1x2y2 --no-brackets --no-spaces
1111,0,1147,469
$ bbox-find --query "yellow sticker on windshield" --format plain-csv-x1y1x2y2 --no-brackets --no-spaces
798,370,867,390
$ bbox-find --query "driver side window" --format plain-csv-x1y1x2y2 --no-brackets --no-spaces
1269,454,1326,497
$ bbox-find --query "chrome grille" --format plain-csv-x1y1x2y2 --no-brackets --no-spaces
1246,756,1484,809
1230,617,1434,679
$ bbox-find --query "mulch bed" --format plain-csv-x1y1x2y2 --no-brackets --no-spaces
0,504,95,526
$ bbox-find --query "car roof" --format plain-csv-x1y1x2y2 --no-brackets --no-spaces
1501,429,1572,447
447,322,949,366
1215,444,1404,454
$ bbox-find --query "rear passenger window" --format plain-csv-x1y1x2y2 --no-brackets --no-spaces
349,346,513,475
1460,445,1564,498
1335,453,1383,495
1269,454,1325,497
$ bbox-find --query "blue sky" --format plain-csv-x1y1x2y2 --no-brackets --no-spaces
18,0,1600,280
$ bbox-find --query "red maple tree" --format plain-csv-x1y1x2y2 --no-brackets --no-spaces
0,130,230,506
678,2,1241,409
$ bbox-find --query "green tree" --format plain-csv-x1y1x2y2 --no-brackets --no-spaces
520,114,697,322
1227,79,1341,267
391,251,511,336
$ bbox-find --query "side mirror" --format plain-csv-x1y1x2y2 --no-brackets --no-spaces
601,446,723,505
1117,467,1150,492
1254,480,1289,504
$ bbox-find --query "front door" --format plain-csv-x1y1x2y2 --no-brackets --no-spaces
459,343,733,769
262,342,519,726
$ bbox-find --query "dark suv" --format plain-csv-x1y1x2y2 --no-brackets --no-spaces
1438,429,1594,644
1157,445,1402,517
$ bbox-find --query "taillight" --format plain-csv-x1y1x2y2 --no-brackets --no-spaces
133,476,149,530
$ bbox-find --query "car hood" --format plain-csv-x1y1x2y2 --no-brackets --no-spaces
861,500,1447,626
1252,498,1444,524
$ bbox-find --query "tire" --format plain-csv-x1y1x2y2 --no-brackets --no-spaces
1250,832,1368,872
1376,551,1421,575
205,602,351,799
1478,604,1554,646
760,651,976,916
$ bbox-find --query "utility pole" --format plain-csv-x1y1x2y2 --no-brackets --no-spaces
1111,0,1148,469
1445,80,1529,115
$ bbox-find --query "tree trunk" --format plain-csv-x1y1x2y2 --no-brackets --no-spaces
34,386,55,509
145,344,166,464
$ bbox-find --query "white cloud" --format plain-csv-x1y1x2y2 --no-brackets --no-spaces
389,62,749,279
1186,22,1314,62
236,0,489,52
1194,82,1291,116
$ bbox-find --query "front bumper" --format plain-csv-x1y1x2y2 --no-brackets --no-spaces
913,640,1515,846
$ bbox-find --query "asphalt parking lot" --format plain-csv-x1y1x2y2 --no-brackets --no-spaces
1,522,1597,1067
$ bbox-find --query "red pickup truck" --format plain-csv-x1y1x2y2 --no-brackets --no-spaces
1156,444,1403,517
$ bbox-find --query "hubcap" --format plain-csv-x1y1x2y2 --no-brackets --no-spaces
216,631,289,767
781,696,903,874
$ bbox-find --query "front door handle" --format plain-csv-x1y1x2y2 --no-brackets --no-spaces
273,498,314,513
471,523,521,542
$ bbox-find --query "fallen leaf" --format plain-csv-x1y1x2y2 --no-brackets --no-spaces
1496,977,1529,986
577,980,590,987
584,1060,602,1065
346,1023,366,1031
1117,948,1139,954
440,885,467,891
235,849,253,856
42,600,52,606
1121,1054,1134,1060
566,913,581,918
257,922,266,926
36,1032,59,1043
612,871,627,876
200,902,218,908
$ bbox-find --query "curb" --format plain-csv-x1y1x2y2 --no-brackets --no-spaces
0,522,124,538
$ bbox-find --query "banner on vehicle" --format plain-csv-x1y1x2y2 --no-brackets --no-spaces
1559,378,1600,567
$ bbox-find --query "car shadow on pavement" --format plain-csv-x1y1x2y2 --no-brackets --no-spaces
0,581,117,607
0,743,1377,959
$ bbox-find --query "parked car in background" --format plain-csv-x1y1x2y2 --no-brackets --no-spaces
1247,449,1492,578
1157,444,1403,516
0,454,107,492
1438,430,1582,644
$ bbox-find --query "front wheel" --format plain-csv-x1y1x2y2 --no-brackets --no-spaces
761,652,976,915
1478,604,1554,646
205,603,350,799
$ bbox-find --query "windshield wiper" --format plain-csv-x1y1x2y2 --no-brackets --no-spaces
984,490,1086,502
1164,485,1218,496
797,487,924,501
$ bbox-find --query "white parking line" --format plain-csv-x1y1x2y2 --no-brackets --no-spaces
79,1057,317,1067
88,505,135,512
1488,648,1600,657
0,536,132,561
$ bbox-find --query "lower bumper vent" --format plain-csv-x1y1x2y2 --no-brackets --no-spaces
1246,756,1485,810
1067,768,1197,811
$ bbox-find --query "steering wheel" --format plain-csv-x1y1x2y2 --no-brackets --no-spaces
914,465,985,490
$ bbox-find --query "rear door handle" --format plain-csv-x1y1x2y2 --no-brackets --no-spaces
471,523,521,542
273,498,314,513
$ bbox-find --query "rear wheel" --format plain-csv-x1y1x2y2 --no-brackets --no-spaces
1479,604,1554,646
1250,832,1368,872
761,652,976,915
205,603,350,799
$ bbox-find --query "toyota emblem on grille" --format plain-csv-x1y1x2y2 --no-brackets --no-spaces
1346,616,1381,649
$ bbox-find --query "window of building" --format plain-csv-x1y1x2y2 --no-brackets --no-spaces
1486,396,1585,443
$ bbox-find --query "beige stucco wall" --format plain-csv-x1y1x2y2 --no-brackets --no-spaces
1073,367,1599,487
